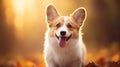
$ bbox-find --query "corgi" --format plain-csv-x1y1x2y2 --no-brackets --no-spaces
44,4,87,67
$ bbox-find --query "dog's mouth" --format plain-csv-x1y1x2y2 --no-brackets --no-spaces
55,34,72,48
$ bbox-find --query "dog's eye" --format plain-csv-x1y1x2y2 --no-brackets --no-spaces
56,23,61,28
67,24,72,28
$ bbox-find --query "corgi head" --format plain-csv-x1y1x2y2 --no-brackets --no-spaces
46,5,87,48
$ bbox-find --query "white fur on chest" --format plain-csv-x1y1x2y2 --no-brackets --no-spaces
44,35,86,67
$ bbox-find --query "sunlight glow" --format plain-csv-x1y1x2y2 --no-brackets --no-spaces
12,0,25,29
12,0,24,14
12,0,38,28
11,0,41,40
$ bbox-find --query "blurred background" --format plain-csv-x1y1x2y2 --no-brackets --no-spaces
0,0,120,66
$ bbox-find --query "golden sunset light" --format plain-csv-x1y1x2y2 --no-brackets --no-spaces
0,0,120,67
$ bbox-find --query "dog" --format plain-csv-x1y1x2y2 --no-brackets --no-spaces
44,4,87,67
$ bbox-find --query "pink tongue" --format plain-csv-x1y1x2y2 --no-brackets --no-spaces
59,37,66,48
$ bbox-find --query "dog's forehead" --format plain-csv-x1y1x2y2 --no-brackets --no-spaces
56,16,72,23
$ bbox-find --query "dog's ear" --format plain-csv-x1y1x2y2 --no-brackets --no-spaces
46,5,60,22
71,7,87,26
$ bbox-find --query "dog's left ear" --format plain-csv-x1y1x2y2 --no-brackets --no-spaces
71,7,87,26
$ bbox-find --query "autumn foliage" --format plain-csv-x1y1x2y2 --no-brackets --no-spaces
0,53,118,67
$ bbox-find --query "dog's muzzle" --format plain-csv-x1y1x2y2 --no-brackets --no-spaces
55,34,72,41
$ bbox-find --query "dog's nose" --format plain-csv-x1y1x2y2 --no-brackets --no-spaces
60,31,66,36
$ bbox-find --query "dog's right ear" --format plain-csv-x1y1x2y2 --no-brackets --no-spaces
46,5,60,23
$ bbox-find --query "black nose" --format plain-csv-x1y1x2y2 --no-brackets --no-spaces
60,31,66,36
